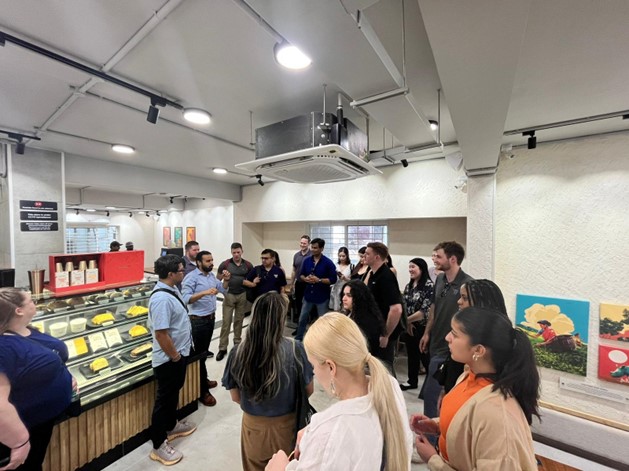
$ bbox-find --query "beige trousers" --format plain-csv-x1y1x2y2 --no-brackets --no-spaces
219,291,249,351
240,412,295,471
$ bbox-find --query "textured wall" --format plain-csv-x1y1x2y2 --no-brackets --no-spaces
466,174,496,279
496,133,629,426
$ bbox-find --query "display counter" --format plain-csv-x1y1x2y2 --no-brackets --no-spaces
30,281,201,471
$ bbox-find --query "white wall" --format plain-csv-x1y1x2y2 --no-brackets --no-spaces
496,132,629,425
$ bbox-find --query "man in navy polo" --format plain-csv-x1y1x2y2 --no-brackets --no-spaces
243,248,287,299
294,238,337,341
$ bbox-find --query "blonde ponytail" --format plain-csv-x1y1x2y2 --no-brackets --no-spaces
304,313,409,471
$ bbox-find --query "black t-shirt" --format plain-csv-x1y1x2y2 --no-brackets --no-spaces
366,264,402,323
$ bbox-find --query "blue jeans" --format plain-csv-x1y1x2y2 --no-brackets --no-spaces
423,355,446,419
295,300,329,341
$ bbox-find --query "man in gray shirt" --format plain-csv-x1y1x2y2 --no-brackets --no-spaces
420,241,473,420
217,243,254,361
148,255,196,465
291,235,311,324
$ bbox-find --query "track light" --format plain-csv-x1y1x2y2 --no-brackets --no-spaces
169,197,174,204
0,129,41,154
106,211,110,217
147,105,160,124
16,139,25,155
184,196,188,202
523,131,537,149
256,174,264,186
75,209,79,215
274,41,312,69
429,120,439,131
129,212,133,217
146,212,150,218
401,159,409,168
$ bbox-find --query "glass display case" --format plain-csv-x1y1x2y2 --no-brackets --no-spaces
31,281,156,406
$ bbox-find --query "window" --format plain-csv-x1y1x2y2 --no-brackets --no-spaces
66,226,119,254
309,222,388,263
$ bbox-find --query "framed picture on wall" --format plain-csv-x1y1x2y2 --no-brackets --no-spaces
163,227,171,247
599,303,629,343
186,226,196,243
174,227,183,248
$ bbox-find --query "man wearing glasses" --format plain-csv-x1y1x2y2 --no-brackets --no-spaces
419,241,473,422
148,255,196,465
243,248,287,299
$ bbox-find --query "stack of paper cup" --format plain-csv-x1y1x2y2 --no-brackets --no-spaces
78,260,87,271
56,262,64,273
88,260,97,269
65,261,74,272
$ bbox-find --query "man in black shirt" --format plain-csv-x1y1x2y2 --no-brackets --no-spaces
364,242,403,373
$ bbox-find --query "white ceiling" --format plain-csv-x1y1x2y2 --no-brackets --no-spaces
1,0,628,189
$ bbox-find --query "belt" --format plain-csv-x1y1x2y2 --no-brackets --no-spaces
189,313,215,319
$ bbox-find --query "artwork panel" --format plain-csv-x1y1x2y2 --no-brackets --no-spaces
598,344,629,386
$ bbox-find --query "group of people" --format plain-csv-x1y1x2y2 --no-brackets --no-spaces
0,236,542,471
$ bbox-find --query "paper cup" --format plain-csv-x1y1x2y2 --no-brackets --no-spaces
78,261,87,271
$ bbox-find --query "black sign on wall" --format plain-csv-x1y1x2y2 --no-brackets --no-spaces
20,211,58,221
19,200,58,211
20,222,59,232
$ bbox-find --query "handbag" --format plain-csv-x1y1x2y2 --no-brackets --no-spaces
294,350,316,443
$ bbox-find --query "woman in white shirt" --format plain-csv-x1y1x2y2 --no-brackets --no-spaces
265,312,413,471
329,247,352,310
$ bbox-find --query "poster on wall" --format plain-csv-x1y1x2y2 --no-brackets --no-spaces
174,227,183,248
163,227,171,247
599,303,629,343
598,344,629,385
515,294,589,376
186,227,196,243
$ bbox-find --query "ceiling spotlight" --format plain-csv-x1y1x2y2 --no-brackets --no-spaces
156,211,160,216
429,120,439,131
256,174,264,186
274,41,312,70
106,211,110,217
75,209,79,215
146,97,166,124
112,144,135,154
105,206,117,210
129,212,133,217
401,159,409,168
16,140,26,155
86,208,96,212
213,168,227,175
183,108,211,125
523,131,537,149
184,196,188,203
454,175,468,191
169,197,174,204
146,212,150,218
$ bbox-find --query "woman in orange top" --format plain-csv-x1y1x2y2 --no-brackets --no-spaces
410,307,540,470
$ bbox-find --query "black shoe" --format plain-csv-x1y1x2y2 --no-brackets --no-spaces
207,351,215,359
216,350,227,361
399,382,418,391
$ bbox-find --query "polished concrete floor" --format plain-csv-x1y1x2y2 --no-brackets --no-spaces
103,307,616,471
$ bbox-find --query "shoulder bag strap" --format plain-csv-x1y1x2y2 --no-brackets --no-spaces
150,288,189,313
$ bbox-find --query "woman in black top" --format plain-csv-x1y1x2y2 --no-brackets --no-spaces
340,280,385,359
400,258,433,391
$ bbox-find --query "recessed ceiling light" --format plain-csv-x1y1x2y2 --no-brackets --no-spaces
429,120,439,131
112,144,135,154
183,108,211,125
86,208,96,212
105,206,117,210
213,168,227,175
274,42,312,70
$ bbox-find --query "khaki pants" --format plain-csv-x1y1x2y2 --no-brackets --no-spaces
219,291,249,351
241,412,295,471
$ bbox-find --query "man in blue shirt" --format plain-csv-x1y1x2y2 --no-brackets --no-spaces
148,255,195,466
243,249,287,299
182,251,230,407
295,238,337,341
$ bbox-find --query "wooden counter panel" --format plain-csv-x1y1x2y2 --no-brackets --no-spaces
44,361,200,471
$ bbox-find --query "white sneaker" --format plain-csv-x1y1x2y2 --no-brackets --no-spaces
150,440,183,466
167,419,197,441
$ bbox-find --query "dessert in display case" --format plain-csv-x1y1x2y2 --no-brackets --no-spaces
32,281,156,405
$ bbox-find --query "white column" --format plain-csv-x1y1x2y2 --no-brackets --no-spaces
465,173,496,279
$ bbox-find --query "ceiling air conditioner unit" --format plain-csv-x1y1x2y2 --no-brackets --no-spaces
236,112,381,184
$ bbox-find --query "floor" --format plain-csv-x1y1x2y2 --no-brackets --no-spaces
103,305,618,471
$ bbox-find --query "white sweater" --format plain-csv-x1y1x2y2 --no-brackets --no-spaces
286,375,412,471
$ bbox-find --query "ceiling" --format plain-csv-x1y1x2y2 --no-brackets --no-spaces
1,0,629,189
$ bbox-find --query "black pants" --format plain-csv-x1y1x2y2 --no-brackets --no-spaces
150,357,187,448
402,322,430,387
378,328,401,378
14,420,55,471
190,314,215,396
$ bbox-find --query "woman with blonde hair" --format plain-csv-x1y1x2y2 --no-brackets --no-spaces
266,312,413,471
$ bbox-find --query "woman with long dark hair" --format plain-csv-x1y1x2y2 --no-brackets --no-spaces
329,247,352,311
266,313,413,471
222,292,314,471
411,307,540,470
399,258,433,391
340,280,385,359
0,288,75,471
350,247,369,280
